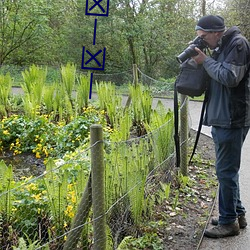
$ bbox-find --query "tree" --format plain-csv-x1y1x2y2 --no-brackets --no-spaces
0,0,51,65
220,0,250,39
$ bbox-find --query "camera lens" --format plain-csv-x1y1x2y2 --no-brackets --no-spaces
176,44,198,63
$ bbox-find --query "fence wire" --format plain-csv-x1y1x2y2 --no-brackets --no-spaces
137,67,175,96
0,118,182,249
0,66,192,249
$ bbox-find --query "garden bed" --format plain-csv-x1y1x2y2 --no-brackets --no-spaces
0,131,217,250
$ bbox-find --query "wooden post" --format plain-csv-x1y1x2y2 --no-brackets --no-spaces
180,94,188,176
133,64,138,86
91,124,106,250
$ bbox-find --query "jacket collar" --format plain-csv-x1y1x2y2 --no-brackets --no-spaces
221,26,241,46
212,26,241,58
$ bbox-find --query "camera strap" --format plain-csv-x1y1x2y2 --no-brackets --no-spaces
174,82,181,168
189,91,208,164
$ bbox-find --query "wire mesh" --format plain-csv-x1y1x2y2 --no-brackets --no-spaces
0,144,93,249
137,67,175,96
93,70,133,86
0,121,178,249
0,65,191,249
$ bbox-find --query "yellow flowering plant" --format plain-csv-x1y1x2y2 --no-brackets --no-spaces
0,107,105,158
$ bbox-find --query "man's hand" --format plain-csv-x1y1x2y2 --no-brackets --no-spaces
192,47,207,64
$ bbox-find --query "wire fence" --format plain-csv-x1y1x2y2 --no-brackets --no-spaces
0,64,191,249
0,122,178,249
0,63,175,97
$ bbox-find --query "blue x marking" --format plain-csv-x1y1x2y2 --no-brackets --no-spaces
81,47,106,70
89,0,105,13
85,0,109,16
85,49,102,67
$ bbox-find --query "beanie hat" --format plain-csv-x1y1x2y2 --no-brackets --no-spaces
195,15,225,32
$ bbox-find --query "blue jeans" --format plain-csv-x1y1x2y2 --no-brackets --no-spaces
211,126,249,225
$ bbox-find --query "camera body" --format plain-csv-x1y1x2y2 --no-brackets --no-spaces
176,36,208,63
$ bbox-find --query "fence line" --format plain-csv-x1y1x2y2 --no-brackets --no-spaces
0,64,192,249
0,117,180,249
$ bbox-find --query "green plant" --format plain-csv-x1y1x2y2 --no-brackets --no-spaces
43,84,56,114
105,136,153,229
0,108,103,158
172,190,180,210
0,73,12,117
0,115,57,157
43,159,69,222
60,63,76,102
76,73,90,112
13,237,40,250
145,100,174,163
129,84,153,126
109,109,132,141
12,232,50,250
178,173,191,189
21,65,47,118
0,161,15,222
117,233,163,250
157,182,171,203
96,81,122,128
12,176,49,241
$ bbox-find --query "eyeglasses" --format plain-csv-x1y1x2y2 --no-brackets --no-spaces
198,32,214,40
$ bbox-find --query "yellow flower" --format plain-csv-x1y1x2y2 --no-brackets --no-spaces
43,147,49,157
32,193,42,201
65,205,74,218
26,183,37,191
100,110,106,115
36,152,41,159
12,207,17,212
14,149,22,155
71,195,76,204
3,130,9,135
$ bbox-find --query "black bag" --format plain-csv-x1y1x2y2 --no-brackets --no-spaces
175,58,208,97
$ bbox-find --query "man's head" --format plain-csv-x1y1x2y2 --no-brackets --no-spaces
195,15,225,49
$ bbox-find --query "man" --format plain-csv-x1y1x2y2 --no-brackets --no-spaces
192,15,250,238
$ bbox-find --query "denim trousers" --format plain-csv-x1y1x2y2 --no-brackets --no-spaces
211,126,249,225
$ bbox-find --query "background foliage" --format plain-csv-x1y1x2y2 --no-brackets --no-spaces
1,0,249,81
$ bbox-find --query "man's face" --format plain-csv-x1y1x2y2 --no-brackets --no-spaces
196,30,222,49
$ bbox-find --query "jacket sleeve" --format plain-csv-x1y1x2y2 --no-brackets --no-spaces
203,37,250,87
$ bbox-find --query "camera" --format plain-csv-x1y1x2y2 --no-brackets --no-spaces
176,36,208,63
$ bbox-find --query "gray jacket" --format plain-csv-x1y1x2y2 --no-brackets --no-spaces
203,26,250,128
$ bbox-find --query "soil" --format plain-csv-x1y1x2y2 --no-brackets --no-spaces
158,130,217,250
0,152,45,180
